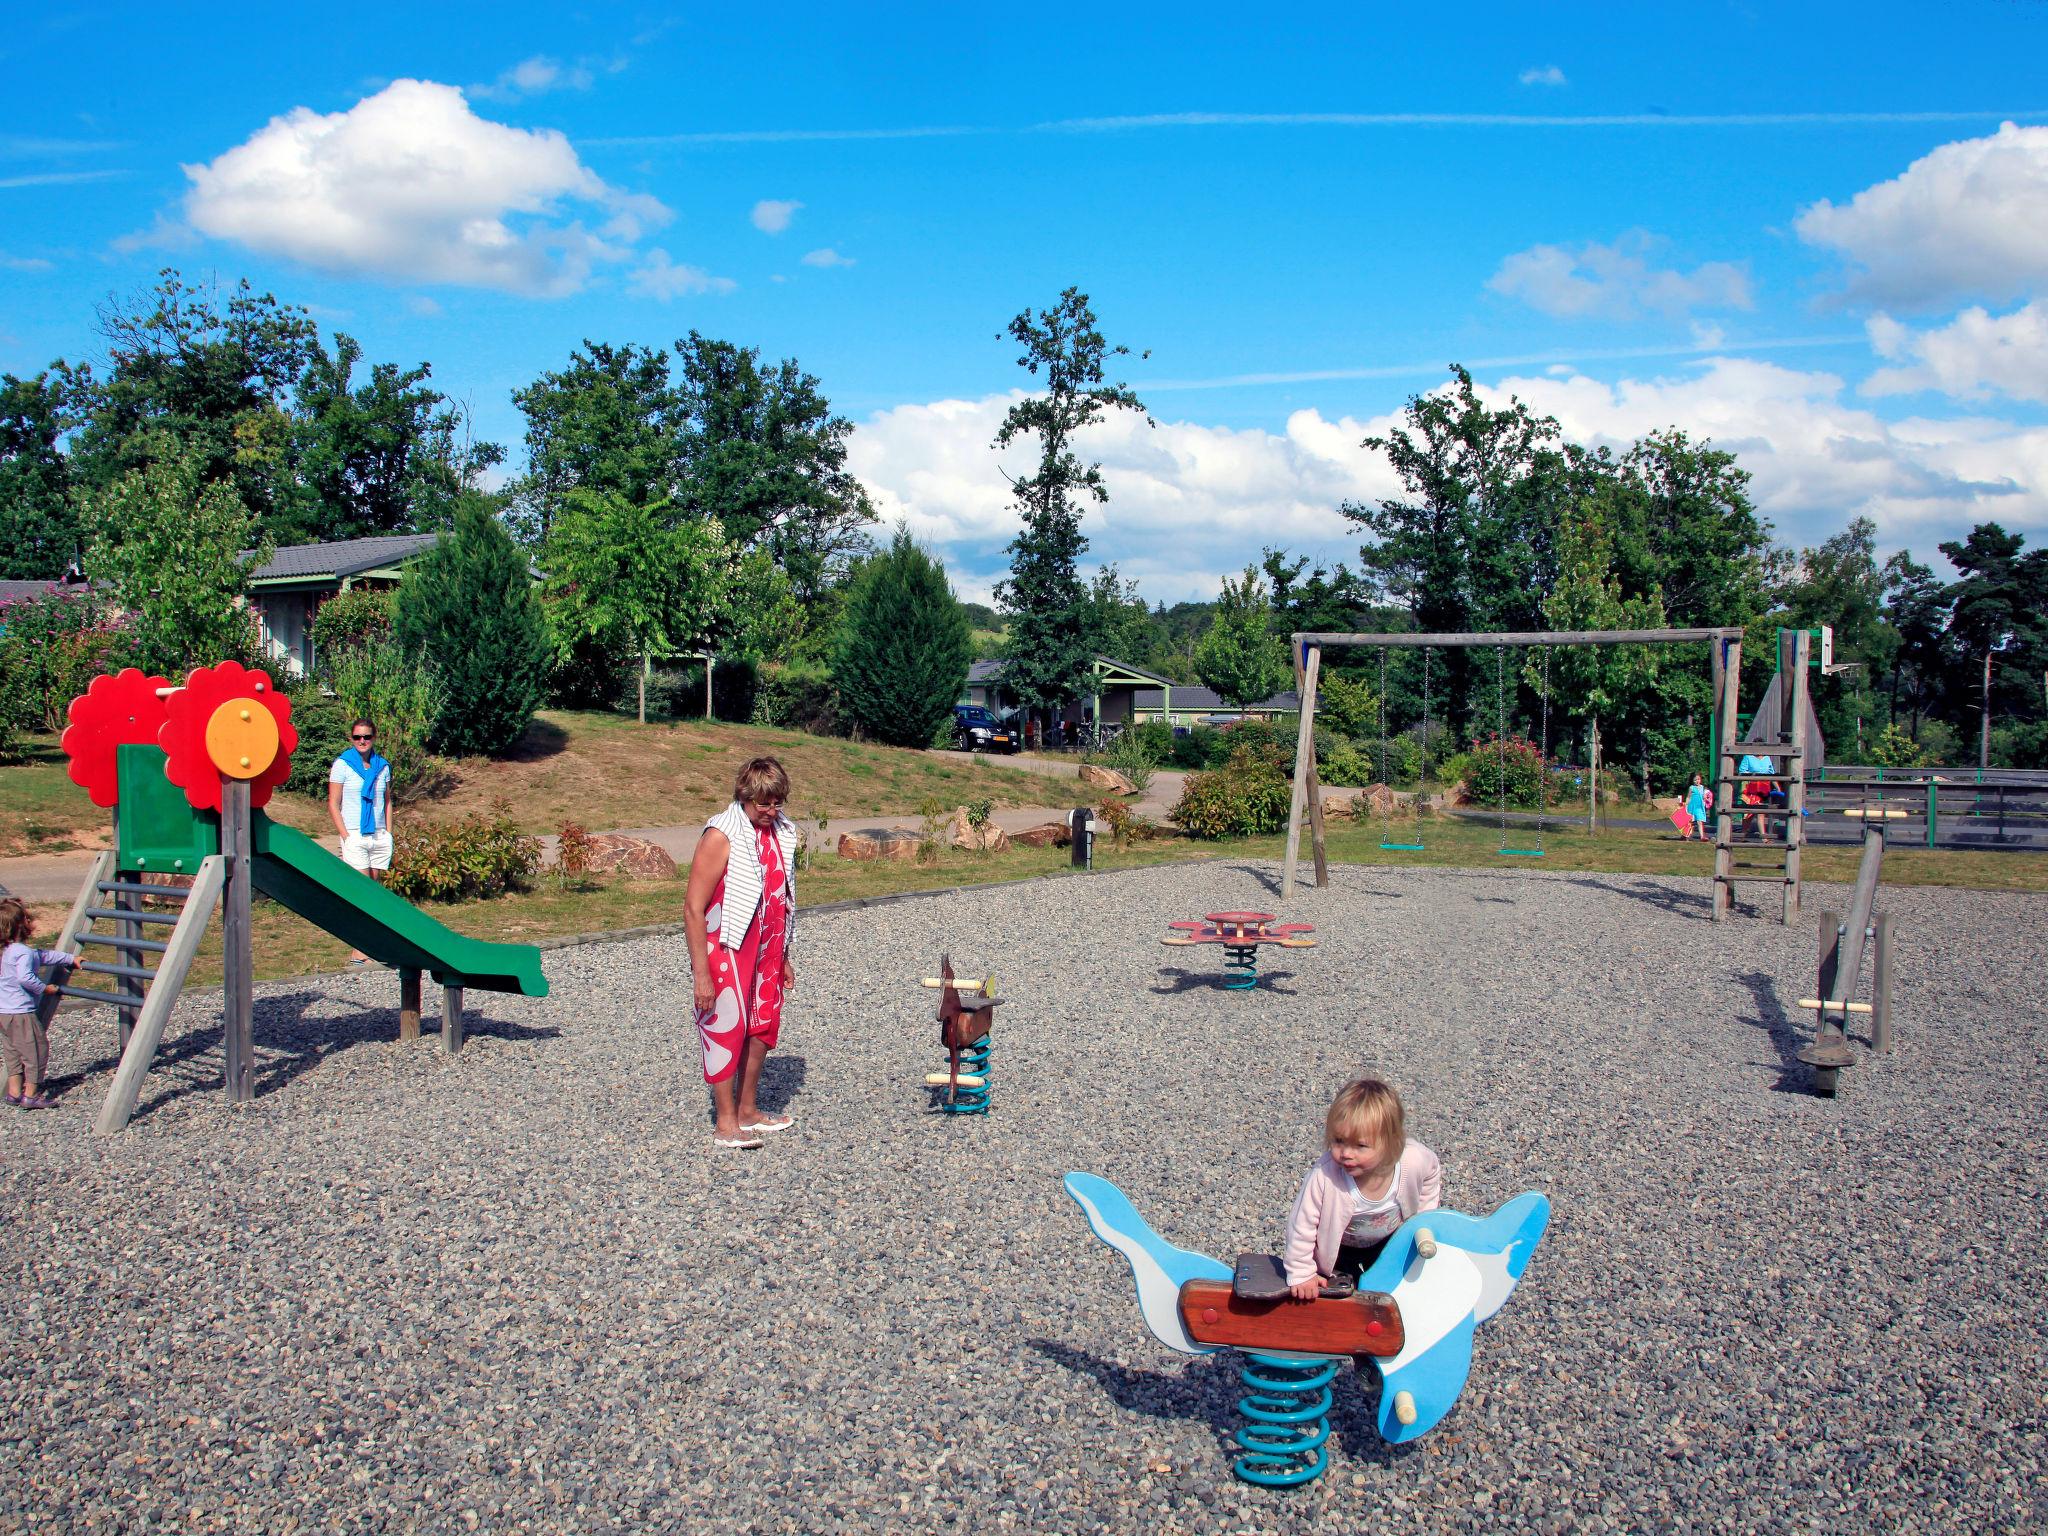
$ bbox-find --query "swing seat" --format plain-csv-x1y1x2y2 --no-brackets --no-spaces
1497,847,1546,858
1380,840,1427,852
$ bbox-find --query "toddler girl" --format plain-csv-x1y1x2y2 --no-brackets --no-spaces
1284,1078,1442,1300
1,898,78,1110
1685,773,1710,841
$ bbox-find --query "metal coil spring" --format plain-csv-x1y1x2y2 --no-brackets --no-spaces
1232,1353,1336,1487
1223,944,1259,990
939,1034,991,1115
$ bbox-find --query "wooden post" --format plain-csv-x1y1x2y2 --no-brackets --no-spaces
705,654,714,719
1302,646,1329,888
398,968,422,1042
442,984,464,1055
1784,628,1812,925
1712,636,1743,920
221,780,255,1103
1871,910,1894,1052
1281,642,1321,900
95,856,226,1135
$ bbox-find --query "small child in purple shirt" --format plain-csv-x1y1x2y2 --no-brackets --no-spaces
1,897,78,1109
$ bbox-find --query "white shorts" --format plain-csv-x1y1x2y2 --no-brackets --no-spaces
340,830,394,872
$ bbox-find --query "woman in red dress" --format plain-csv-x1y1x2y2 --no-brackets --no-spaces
684,757,799,1149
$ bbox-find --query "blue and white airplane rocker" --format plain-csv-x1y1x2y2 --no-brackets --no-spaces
1063,1172,1550,1487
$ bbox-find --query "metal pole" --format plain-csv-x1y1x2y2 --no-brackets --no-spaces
221,778,255,1103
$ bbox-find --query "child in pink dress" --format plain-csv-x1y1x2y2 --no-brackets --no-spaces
685,758,799,1149
1283,1078,1442,1300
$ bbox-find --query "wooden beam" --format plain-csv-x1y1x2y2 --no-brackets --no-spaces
1784,627,1812,925
443,984,464,1055
1294,627,1745,648
1302,646,1329,889
398,967,421,1042
95,856,226,1135
1712,636,1743,921
221,779,254,1104
1281,641,1318,901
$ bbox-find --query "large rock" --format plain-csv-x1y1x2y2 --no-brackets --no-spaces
948,808,1012,853
1080,762,1137,796
581,834,679,879
1358,783,1400,819
1321,793,1357,821
1010,821,1070,848
837,828,922,862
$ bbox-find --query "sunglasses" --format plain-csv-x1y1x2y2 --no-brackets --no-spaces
351,734,375,742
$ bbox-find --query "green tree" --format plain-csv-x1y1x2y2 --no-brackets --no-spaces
1938,523,2048,766
1613,429,1779,626
1194,565,1291,707
543,488,736,724
1778,516,1897,756
1083,564,1155,665
833,527,972,748
83,445,268,673
671,331,875,608
0,372,81,577
993,288,1149,721
1882,550,1950,740
510,342,682,545
394,497,551,754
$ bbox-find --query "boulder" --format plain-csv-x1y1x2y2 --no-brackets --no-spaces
1321,793,1357,821
837,828,922,862
581,834,679,880
1080,762,1137,796
948,808,1011,853
1358,783,1400,820
1010,821,1071,848
138,870,197,912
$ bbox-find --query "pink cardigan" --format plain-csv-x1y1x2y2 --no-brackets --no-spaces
1282,1142,1443,1284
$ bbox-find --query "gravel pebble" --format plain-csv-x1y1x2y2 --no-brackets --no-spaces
2,860,2044,1534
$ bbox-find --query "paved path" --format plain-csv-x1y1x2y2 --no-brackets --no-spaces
0,754,1191,902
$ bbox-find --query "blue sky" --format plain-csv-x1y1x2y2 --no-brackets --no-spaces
5,2,2047,602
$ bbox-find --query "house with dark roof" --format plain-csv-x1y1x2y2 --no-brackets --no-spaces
244,534,441,676
963,654,1190,736
1132,683,1302,726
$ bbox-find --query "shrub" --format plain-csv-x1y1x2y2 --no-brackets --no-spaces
1317,671,1381,739
556,822,597,889
311,588,395,661
0,590,135,737
1992,721,2048,770
1357,733,1423,787
752,662,840,733
393,498,551,756
962,797,995,855
321,638,448,800
1463,733,1548,809
1169,741,1294,840
1104,733,1158,797
654,657,759,722
1867,722,1932,768
1319,740,1376,787
1094,796,1156,851
387,800,541,902
1222,717,1290,768
1132,719,1176,764
833,529,973,749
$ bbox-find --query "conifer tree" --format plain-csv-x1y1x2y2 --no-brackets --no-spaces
395,496,551,755
833,528,972,748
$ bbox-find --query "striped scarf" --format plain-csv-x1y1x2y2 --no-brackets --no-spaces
706,801,799,951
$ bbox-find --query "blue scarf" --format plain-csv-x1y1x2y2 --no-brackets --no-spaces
350,749,389,835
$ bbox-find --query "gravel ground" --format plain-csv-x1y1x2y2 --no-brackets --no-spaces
2,861,2044,1535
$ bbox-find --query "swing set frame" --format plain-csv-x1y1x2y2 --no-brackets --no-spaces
1281,626,1751,903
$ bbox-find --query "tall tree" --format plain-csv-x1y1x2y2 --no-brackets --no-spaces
1194,563,1291,707
394,497,551,755
510,342,681,545
671,331,875,608
1612,430,1779,626
993,288,1149,720
0,372,80,577
83,446,268,673
1778,516,1896,756
1938,523,2048,766
1082,564,1154,666
834,528,972,748
1881,551,1949,738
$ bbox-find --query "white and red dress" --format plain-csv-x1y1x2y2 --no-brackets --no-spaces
694,814,793,1084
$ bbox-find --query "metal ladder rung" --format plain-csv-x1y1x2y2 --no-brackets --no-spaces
81,906,181,925
95,880,192,900
52,982,145,1010
75,933,169,955
76,958,158,982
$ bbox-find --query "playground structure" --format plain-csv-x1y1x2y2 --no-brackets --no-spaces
921,953,997,1113
1796,810,1898,1096
1161,912,1315,989
42,664,549,1134
1064,1172,1550,1487
1281,625,1834,926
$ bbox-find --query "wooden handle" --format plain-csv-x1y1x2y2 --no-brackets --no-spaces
1392,1390,1418,1426
923,1072,986,1088
1797,998,1874,1013
921,977,988,990
1414,1228,1438,1259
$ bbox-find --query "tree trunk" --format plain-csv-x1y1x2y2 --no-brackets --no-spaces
1588,716,1599,834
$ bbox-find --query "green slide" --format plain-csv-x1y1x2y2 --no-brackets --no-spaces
251,813,549,996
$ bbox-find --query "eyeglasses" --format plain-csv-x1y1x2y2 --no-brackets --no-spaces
351,734,375,742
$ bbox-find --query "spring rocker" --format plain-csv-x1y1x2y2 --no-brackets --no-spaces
920,952,998,1113
1062,1172,1549,1487
1162,913,1315,990
43,664,548,1134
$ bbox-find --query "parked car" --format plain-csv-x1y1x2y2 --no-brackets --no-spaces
953,705,1019,753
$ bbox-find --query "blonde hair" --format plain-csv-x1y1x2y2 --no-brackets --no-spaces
1326,1078,1405,1149
0,898,34,947
733,756,791,807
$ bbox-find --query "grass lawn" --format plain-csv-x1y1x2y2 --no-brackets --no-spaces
22,808,2045,994
1,711,1061,853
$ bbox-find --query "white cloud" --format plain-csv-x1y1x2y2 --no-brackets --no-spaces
472,55,595,101
1796,122,2048,307
405,294,443,317
847,359,2048,603
801,246,854,268
180,80,671,296
751,198,801,233
0,250,53,271
1488,230,1752,320
1518,65,1567,87
628,249,737,300
1863,302,2048,404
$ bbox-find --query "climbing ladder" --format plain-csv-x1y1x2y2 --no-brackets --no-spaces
39,848,225,1132
1712,629,1814,924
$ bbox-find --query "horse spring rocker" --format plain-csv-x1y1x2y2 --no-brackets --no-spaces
1062,1172,1549,1487
921,953,998,1114
1163,912,1315,990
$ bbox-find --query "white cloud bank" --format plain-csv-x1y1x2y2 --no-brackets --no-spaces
180,79,677,296
1488,231,1752,321
1796,121,2048,307
1865,303,2048,405
847,360,2048,602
